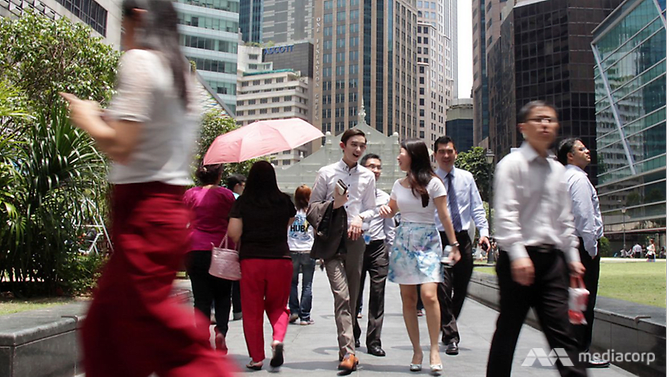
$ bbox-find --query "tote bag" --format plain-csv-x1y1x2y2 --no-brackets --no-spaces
209,233,241,281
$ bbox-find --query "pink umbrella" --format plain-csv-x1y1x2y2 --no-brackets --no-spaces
203,118,324,164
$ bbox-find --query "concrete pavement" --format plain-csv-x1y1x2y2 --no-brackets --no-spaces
191,269,637,376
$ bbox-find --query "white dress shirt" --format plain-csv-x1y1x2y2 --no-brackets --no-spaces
434,167,490,238
564,164,603,257
494,143,579,263
366,188,396,245
310,159,377,226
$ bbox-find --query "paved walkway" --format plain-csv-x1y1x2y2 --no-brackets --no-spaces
184,270,636,376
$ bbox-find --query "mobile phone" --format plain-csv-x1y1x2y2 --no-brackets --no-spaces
336,179,348,195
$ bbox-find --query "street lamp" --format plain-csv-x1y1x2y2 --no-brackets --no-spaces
485,149,495,263
622,206,627,252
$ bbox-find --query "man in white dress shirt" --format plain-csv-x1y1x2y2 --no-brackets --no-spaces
353,153,395,357
432,136,490,355
309,128,377,372
486,101,586,377
558,137,609,368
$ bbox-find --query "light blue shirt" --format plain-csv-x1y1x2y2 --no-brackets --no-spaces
434,167,489,238
564,164,603,257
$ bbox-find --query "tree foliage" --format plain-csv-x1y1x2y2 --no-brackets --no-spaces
454,146,495,203
194,111,260,181
0,11,119,112
0,13,115,296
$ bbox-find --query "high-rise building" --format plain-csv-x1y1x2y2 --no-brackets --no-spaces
445,98,474,152
236,45,313,166
314,0,418,139
472,0,506,147
239,0,262,43
592,0,666,249
175,0,240,113
487,0,622,178
416,0,456,146
262,0,313,44
1,0,122,47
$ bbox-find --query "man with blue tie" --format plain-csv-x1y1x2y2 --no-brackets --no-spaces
433,136,491,355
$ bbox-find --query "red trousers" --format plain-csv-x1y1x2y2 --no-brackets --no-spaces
240,258,293,362
82,182,236,377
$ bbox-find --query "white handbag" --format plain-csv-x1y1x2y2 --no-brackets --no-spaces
208,233,241,281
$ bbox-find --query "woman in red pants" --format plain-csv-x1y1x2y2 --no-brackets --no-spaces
228,161,296,371
61,0,234,375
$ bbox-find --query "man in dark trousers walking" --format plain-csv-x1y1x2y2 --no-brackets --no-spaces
486,101,586,377
432,136,490,355
558,137,608,368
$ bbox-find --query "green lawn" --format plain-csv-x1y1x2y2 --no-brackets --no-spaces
474,259,667,308
0,297,85,316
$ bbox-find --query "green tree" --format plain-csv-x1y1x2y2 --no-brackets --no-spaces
0,13,116,296
0,11,119,112
454,146,495,203
599,236,612,257
194,111,262,181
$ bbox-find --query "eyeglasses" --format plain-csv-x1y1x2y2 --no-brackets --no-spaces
528,117,558,124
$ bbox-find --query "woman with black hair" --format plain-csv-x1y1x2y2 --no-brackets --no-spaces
61,0,233,375
183,164,236,354
380,139,459,375
228,161,296,370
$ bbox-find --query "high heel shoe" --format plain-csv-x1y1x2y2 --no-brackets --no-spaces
430,363,443,375
270,342,284,368
214,332,228,355
410,353,423,372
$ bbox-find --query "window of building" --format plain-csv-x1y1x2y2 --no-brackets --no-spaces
272,108,280,113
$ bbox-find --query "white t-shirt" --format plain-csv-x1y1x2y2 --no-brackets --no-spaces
106,49,199,185
391,176,447,224
287,209,315,251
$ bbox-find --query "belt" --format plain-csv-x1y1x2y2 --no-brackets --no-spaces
456,230,469,235
526,244,557,253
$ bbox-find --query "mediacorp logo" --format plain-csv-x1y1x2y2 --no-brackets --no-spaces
264,45,295,55
522,348,574,367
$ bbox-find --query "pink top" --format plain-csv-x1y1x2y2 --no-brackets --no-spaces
183,186,236,251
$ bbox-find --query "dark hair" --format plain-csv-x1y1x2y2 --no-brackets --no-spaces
401,139,437,207
226,174,246,189
122,0,189,108
294,185,312,211
195,164,223,185
238,161,290,207
360,153,381,166
557,137,582,166
340,128,366,145
433,136,456,153
517,100,557,124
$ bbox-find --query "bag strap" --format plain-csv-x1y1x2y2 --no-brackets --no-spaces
570,275,585,289
218,232,229,249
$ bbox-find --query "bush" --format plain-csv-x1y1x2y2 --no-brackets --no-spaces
58,252,107,296
600,236,612,257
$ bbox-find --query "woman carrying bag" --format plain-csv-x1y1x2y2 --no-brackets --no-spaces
183,164,237,354
228,161,296,371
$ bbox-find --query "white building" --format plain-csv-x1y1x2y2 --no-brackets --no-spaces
237,45,313,167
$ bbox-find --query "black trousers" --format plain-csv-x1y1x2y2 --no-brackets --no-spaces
438,230,473,344
185,250,233,336
231,281,242,314
573,238,600,352
486,248,586,377
353,240,389,348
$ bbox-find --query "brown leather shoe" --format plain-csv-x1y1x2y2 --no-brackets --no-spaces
337,353,359,373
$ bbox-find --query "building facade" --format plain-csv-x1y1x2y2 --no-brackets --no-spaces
263,41,314,78
487,0,622,177
592,0,666,249
1,0,122,48
261,0,313,44
175,0,239,113
313,0,418,139
416,0,456,146
445,98,474,152
236,45,312,167
239,0,262,43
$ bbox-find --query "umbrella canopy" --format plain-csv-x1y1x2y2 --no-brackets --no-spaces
203,118,324,164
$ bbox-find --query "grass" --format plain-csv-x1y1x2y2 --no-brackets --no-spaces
0,296,86,316
474,259,667,308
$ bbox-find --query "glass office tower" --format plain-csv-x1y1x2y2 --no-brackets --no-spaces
592,0,666,249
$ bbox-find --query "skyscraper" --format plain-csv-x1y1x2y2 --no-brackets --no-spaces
175,0,240,113
262,0,313,44
592,0,666,250
239,0,262,43
314,0,418,138
416,0,457,145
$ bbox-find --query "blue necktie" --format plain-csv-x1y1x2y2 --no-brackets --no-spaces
446,173,462,232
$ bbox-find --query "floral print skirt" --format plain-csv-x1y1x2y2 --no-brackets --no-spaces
388,221,443,285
